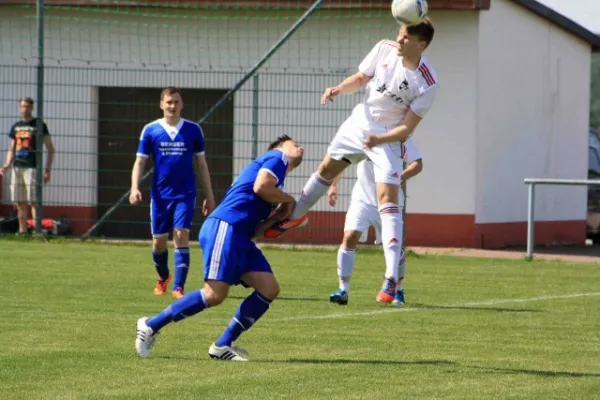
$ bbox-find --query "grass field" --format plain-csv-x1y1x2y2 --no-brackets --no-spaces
1,239,599,399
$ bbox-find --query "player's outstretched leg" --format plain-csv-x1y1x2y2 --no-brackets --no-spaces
136,317,158,358
135,284,226,358
265,156,347,239
209,272,278,361
152,235,171,295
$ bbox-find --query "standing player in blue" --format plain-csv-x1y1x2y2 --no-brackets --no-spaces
135,135,304,361
129,87,215,299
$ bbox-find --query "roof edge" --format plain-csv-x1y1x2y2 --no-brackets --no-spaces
511,0,600,51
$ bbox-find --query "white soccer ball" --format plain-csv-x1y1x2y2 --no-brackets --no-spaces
391,0,428,25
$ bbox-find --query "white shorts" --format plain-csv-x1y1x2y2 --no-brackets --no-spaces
10,167,37,204
327,116,404,186
343,200,382,244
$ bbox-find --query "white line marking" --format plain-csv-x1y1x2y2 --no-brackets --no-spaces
270,292,600,322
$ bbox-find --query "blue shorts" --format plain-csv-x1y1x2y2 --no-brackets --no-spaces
199,217,272,285
150,197,196,236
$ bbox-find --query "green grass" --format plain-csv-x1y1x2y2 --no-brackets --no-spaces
1,239,599,399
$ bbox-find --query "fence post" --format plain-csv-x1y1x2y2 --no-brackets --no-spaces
252,74,259,160
526,183,535,260
35,0,45,234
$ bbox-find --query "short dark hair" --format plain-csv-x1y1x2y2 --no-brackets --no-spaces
406,17,434,47
268,134,293,150
160,86,182,100
19,97,34,106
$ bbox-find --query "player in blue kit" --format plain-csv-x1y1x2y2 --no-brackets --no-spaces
129,87,215,299
135,135,304,361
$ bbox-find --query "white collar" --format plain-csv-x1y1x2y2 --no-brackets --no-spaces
158,118,184,141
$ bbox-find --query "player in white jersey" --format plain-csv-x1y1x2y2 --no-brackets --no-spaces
265,19,438,304
327,138,422,306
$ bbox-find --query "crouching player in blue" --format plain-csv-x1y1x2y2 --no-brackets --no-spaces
135,135,304,361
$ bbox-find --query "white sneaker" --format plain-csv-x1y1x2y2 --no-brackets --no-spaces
208,343,249,361
136,317,158,358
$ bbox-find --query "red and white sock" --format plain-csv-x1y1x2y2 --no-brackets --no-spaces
337,245,355,292
290,172,332,219
379,202,402,280
397,250,406,290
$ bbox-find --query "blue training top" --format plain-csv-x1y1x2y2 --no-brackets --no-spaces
209,149,289,236
136,118,205,200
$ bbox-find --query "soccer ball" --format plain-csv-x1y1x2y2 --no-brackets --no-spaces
390,0,428,25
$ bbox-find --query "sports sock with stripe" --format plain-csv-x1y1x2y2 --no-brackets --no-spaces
379,203,402,280
290,172,332,219
146,289,208,331
214,290,272,347
152,249,169,280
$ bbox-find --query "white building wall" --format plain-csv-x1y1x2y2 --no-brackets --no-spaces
1,6,478,216
476,0,591,224
407,11,478,215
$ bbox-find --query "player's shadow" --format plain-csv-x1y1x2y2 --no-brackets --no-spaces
284,359,600,378
283,359,456,367
492,366,599,378
154,355,600,377
228,295,323,302
409,303,542,313
464,365,600,378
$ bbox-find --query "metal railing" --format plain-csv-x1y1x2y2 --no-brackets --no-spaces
524,178,600,260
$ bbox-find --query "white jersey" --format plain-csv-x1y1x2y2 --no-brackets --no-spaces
350,137,422,209
352,40,438,130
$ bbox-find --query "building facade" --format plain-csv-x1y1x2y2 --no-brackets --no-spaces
0,0,598,247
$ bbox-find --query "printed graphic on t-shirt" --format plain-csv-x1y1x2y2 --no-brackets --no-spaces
14,126,35,159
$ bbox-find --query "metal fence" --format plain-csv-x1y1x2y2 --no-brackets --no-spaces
0,0,397,243
524,178,600,260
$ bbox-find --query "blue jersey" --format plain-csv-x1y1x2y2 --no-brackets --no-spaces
209,149,288,236
136,118,205,200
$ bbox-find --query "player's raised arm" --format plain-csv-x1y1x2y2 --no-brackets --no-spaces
321,39,387,104
321,72,372,104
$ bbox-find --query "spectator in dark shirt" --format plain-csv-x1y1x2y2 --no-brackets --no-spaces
0,97,55,234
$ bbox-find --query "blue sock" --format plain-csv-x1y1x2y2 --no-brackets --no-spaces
152,249,169,280
173,247,190,290
214,291,272,347
146,289,208,332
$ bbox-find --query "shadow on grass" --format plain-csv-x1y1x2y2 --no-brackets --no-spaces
286,358,599,378
284,359,455,366
472,365,600,378
153,354,600,378
409,303,543,313
228,296,323,302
